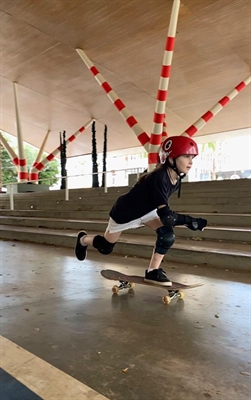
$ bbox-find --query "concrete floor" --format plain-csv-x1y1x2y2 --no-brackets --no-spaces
0,240,250,400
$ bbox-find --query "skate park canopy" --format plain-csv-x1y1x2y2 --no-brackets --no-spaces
0,0,250,157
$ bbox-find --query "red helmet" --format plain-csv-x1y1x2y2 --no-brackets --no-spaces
159,135,199,164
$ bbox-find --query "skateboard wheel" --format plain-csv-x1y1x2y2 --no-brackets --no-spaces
112,285,119,294
162,295,171,305
129,282,135,290
178,291,185,299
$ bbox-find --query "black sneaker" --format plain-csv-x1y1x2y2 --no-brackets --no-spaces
75,231,88,261
144,268,172,286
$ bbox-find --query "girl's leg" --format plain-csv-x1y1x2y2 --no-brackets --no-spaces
148,250,165,270
75,221,122,261
144,218,174,286
80,231,121,246
144,218,164,270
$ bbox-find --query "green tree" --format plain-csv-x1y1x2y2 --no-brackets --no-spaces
202,141,217,180
23,144,59,186
1,147,18,184
202,142,216,152
38,160,59,185
1,144,59,186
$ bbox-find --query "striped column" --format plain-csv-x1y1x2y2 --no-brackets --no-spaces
183,75,251,137
13,82,28,182
161,114,168,142
18,158,27,182
34,129,51,164
148,0,180,170
0,132,19,168
29,119,94,182
76,48,150,152
31,130,51,183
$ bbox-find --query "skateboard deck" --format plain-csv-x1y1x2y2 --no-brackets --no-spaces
101,269,203,304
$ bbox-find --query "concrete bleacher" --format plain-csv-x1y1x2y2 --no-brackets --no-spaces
0,179,250,271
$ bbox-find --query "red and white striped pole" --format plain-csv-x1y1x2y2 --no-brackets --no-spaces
162,114,168,142
0,132,19,169
148,0,180,170
33,129,51,166
13,82,28,182
29,119,94,182
31,129,51,183
183,75,251,137
76,48,150,152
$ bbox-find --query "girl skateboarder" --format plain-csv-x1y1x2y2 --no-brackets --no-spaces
75,136,207,286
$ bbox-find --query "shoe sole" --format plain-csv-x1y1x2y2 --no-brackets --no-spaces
144,278,172,287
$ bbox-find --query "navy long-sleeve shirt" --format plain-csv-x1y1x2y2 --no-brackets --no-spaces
109,167,179,224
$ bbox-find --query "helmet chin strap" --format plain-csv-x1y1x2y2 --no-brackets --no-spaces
171,159,179,175
170,159,186,198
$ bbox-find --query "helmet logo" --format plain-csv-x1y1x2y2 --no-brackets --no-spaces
164,139,172,155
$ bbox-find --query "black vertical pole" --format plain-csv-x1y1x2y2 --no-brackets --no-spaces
60,130,67,190
102,124,107,187
92,121,99,187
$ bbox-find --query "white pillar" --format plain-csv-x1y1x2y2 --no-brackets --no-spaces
13,82,28,182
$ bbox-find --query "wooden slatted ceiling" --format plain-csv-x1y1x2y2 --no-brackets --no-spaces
0,0,250,156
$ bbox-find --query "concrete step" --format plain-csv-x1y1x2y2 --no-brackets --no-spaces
0,224,250,271
1,188,250,201
1,202,248,214
0,179,250,200
1,179,250,198
0,216,250,243
0,210,250,227
1,179,249,195
3,192,250,203
167,204,251,214
1,194,250,213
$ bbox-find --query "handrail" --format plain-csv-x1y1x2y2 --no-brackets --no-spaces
1,166,145,210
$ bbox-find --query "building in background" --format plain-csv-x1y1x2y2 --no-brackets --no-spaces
1,128,250,189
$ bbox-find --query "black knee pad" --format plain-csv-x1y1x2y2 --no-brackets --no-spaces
93,235,116,255
155,226,175,255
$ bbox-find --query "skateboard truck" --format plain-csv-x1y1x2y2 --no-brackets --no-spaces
114,280,184,304
112,280,135,294
162,290,185,304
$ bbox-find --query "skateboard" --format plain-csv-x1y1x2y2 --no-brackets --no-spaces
101,269,203,305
